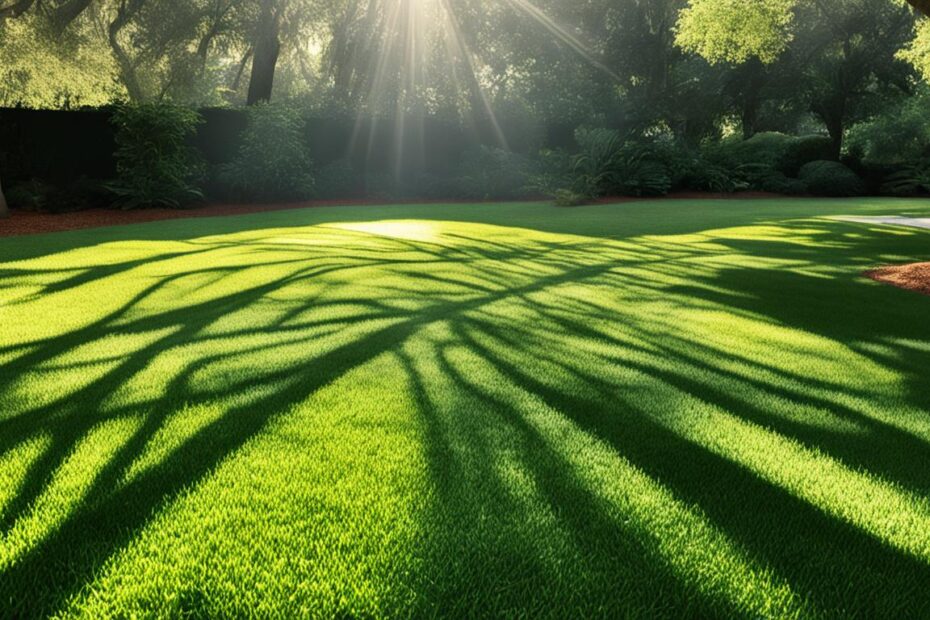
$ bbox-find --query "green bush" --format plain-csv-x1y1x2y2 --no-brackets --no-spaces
9,177,109,212
779,135,834,176
706,132,795,169
553,189,589,207
614,152,672,196
451,146,534,200
571,128,624,196
679,157,747,192
571,129,671,197
847,96,930,165
733,163,806,195
6,179,52,211
881,161,930,195
219,103,315,202
314,160,361,199
525,148,574,197
756,172,808,195
107,103,204,209
799,160,864,196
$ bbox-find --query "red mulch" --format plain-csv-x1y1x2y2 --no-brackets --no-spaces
0,192,787,238
865,263,930,297
0,201,344,238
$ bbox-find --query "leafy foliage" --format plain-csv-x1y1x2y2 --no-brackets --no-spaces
553,189,589,206
569,129,672,198
107,103,204,209
451,147,535,201
676,0,796,64
525,149,575,198
313,160,362,199
219,103,315,202
706,132,796,169
881,161,930,195
7,177,109,213
780,135,835,176
0,16,122,108
846,96,930,165
799,160,864,197
678,158,748,193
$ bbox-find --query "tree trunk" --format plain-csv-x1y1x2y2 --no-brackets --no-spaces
825,117,844,160
907,0,930,16
0,175,9,219
50,0,93,35
246,0,280,105
108,0,147,101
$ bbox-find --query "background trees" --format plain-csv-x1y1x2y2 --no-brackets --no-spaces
1,0,930,212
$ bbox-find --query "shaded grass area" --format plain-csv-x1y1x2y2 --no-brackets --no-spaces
1,198,929,618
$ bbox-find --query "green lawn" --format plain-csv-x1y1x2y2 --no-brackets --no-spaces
1,198,930,618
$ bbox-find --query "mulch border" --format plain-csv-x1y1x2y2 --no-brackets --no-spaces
865,263,930,297
0,192,788,238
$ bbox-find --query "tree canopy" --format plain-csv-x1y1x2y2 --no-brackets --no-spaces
0,0,927,150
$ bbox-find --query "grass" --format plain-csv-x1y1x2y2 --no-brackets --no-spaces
1,197,929,618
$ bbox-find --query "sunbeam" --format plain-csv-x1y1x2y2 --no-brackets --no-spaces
348,0,618,181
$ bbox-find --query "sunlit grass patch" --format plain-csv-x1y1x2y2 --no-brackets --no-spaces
1,198,929,618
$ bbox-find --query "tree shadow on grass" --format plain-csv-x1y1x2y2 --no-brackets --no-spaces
0,228,642,617
452,316,930,618
397,343,754,618
1,215,929,617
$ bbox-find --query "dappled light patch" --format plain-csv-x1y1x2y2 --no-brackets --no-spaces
325,221,444,243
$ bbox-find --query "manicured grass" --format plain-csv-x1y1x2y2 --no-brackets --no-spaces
1,198,930,618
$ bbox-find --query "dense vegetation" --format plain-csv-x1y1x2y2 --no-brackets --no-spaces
5,0,930,210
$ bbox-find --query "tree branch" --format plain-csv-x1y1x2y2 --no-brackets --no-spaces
907,0,930,17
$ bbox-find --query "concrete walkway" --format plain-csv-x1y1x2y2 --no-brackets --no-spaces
838,216,930,229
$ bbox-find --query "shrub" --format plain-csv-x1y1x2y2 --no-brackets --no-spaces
571,128,624,196
553,189,589,207
779,135,834,176
679,157,747,192
11,177,117,212
733,163,806,195
314,160,361,199
706,132,795,169
525,148,574,197
799,161,864,196
451,146,534,200
847,96,930,165
614,152,672,196
881,161,930,195
107,103,204,209
219,103,315,202
6,179,52,211
571,129,672,197
755,172,808,195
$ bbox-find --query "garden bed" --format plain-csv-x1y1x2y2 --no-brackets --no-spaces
0,192,786,237
866,262,930,296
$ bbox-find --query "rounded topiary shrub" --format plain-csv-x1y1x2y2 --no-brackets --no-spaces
780,135,834,176
707,132,795,169
799,160,865,197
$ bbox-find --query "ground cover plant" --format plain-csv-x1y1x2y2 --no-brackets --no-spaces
1,198,930,618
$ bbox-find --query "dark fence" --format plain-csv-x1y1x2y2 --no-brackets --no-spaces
0,107,573,187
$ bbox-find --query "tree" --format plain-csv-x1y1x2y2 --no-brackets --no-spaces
246,0,281,103
677,0,916,153
908,0,930,15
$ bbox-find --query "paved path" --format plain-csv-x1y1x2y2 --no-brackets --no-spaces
838,216,930,229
